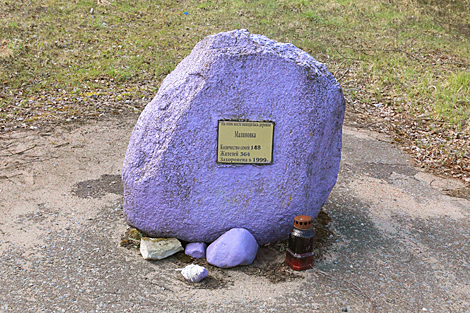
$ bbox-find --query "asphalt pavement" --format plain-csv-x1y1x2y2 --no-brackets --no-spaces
1,115,469,312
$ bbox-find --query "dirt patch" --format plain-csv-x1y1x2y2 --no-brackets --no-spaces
0,40,13,58
445,187,470,200
182,274,233,290
236,243,302,283
120,210,335,285
72,174,123,198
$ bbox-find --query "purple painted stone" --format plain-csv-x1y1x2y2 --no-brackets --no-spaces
122,29,345,245
185,242,207,259
206,228,258,268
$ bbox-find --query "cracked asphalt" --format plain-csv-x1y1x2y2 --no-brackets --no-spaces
1,115,469,312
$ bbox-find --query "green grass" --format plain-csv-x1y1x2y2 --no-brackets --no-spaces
435,71,470,126
0,0,469,131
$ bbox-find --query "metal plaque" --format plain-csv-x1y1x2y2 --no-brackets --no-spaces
217,120,274,165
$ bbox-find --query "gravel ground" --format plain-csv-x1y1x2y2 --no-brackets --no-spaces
1,115,469,312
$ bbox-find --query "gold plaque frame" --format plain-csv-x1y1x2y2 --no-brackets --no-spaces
217,120,275,165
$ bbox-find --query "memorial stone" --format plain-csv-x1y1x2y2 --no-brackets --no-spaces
122,29,345,245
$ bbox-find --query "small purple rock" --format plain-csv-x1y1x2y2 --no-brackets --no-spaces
206,228,259,268
185,242,207,259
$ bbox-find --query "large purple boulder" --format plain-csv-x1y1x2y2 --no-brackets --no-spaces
206,228,259,268
122,29,345,245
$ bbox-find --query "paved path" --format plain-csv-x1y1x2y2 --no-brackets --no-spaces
1,116,469,312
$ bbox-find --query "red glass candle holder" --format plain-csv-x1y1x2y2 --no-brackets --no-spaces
285,215,315,271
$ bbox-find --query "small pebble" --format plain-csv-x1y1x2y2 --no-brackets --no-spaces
178,264,208,283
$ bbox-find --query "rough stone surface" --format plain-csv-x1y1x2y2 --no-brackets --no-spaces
122,29,345,245
140,237,183,260
206,228,259,268
185,242,207,259
180,264,209,283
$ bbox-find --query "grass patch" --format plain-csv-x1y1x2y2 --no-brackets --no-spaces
0,0,468,135
435,70,470,126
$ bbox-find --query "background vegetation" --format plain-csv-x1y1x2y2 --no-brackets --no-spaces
0,0,469,180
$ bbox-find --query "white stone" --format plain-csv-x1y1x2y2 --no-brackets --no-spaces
140,237,183,260
179,264,209,283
